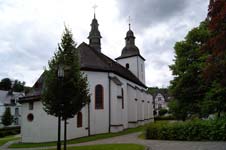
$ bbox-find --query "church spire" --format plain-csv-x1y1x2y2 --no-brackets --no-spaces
88,5,102,52
115,21,142,60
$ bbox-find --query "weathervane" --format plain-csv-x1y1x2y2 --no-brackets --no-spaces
93,4,98,18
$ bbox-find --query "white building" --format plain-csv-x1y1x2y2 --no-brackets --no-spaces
19,14,154,143
0,90,24,127
153,92,169,116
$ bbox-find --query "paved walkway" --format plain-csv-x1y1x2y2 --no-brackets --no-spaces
2,132,226,150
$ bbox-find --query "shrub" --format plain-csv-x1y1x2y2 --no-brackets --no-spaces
1,107,14,126
0,127,20,138
146,118,226,141
154,115,176,121
159,109,168,116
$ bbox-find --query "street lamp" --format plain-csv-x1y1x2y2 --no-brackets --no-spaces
58,64,64,78
57,64,64,150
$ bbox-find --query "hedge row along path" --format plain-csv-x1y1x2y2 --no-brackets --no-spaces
1,132,226,150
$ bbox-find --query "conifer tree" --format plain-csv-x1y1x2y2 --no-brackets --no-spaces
42,27,90,149
1,107,13,126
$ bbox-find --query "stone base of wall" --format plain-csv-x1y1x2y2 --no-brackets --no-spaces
110,124,124,133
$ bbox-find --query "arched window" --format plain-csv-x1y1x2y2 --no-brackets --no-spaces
95,84,104,109
77,112,82,128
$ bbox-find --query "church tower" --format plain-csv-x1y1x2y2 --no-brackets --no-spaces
88,13,102,52
115,25,146,84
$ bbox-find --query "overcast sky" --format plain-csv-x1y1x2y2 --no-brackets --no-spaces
0,0,209,87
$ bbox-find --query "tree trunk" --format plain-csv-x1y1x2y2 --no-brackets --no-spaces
57,115,61,150
217,110,221,118
64,119,67,150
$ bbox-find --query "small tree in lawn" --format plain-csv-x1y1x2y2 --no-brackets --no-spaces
2,107,13,126
42,27,90,150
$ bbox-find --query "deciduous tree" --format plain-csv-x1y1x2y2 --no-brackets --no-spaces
169,21,210,120
202,0,226,117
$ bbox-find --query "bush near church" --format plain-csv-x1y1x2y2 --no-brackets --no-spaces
1,107,14,127
159,108,168,116
0,127,20,138
154,115,176,121
146,118,226,141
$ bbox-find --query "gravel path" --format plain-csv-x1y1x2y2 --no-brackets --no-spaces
1,132,226,150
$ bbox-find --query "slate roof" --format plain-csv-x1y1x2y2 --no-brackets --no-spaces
19,73,44,103
19,42,146,103
79,42,146,88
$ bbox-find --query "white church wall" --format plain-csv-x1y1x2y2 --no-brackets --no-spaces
109,74,127,132
144,93,148,120
21,101,88,143
138,57,145,84
116,56,138,78
116,56,145,84
136,90,143,125
110,74,132,129
121,83,128,129
109,81,119,125
116,86,123,125
85,71,109,135
140,92,145,124
109,82,124,133
20,69,154,143
127,85,138,128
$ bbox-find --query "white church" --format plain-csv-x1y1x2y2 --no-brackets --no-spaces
19,14,154,143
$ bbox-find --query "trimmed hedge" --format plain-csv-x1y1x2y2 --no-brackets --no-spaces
159,109,168,116
0,126,20,138
154,115,176,121
146,119,226,141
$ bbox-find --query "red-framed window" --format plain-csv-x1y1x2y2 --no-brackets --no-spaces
95,84,104,109
77,112,82,128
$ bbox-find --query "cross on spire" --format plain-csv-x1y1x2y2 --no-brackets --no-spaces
93,4,98,18
128,16,131,30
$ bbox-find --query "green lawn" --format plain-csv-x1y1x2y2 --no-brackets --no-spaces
0,135,20,146
10,125,146,148
46,144,145,150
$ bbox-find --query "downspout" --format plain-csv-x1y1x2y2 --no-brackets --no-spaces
88,101,90,136
108,72,111,133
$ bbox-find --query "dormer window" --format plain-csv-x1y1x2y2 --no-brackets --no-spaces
126,63,130,69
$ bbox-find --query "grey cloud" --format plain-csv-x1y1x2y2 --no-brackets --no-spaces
0,20,60,84
117,0,190,29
